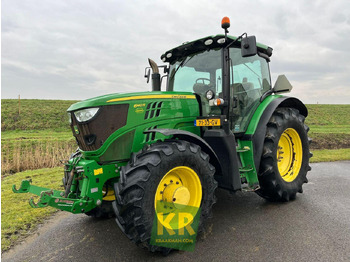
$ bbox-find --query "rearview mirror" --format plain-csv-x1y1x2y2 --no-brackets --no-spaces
144,68,151,83
241,36,257,57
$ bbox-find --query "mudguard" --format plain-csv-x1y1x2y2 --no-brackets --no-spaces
246,96,308,172
144,128,222,176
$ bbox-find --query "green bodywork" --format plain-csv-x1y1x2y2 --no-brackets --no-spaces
236,95,282,187
12,33,285,213
69,91,200,162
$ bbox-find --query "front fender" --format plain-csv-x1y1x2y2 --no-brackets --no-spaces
144,128,222,176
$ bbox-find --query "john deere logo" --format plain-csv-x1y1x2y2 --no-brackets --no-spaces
74,126,79,134
134,103,146,108
150,201,200,251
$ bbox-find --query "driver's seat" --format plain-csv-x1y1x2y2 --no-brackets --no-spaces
193,83,211,95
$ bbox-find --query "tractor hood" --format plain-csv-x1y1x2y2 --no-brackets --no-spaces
67,91,200,154
67,91,197,112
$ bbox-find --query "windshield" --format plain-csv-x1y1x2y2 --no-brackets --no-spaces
167,48,270,96
168,49,222,96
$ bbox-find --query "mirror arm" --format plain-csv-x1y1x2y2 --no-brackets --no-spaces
260,89,274,102
258,52,270,62
225,32,247,49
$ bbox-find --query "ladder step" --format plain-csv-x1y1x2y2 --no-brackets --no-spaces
239,167,253,173
236,146,251,153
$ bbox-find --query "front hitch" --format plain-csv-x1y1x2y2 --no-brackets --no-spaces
13,179,95,213
13,158,120,214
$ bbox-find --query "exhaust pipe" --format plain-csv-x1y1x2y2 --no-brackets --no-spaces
148,58,161,91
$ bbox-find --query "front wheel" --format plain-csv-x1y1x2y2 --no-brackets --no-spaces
113,140,217,253
256,107,312,201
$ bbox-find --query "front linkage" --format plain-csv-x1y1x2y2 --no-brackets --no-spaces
13,157,118,214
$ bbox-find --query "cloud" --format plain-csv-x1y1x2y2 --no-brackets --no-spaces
2,0,350,103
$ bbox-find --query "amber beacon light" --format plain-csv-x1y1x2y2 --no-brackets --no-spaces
221,16,230,30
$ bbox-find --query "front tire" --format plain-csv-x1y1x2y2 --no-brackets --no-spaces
256,107,312,201
113,140,217,253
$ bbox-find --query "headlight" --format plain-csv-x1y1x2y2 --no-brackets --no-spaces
205,90,215,100
74,108,99,122
67,112,72,124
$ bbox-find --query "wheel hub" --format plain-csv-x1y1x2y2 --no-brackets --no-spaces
154,166,202,229
163,183,190,209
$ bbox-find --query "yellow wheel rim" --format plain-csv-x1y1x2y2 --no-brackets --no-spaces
154,166,202,229
102,186,115,201
277,128,303,182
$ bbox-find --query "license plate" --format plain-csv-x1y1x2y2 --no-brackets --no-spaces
195,119,221,127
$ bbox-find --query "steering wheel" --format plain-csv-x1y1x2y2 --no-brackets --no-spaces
195,78,211,85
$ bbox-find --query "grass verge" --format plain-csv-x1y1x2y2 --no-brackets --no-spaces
1,167,63,252
310,148,350,163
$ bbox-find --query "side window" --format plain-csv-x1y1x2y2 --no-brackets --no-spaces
231,60,263,89
229,56,265,133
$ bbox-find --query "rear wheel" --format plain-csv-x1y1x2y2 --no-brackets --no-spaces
256,107,312,201
113,140,217,253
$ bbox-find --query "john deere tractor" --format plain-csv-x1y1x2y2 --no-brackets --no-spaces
13,17,312,252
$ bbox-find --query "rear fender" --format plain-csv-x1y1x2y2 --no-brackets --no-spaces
248,96,308,172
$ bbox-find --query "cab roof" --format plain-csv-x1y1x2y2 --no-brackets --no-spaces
161,34,273,64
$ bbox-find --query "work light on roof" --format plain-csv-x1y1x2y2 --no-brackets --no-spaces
204,39,213,46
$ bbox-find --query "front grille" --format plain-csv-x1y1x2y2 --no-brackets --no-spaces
70,104,129,151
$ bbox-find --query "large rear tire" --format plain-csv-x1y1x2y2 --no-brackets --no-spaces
256,107,312,202
113,140,217,253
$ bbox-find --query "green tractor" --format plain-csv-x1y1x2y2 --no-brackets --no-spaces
13,17,312,252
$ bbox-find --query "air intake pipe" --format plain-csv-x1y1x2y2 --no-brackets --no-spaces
148,58,161,91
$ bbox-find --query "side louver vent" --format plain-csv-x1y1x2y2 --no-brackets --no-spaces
144,102,163,120
144,126,157,142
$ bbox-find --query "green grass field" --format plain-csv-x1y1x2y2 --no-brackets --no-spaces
1,99,78,131
305,105,350,150
1,168,62,251
1,100,350,252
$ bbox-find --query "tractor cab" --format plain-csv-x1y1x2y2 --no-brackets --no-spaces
165,39,272,134
152,18,275,135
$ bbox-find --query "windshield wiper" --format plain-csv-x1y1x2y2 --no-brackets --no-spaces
170,56,194,80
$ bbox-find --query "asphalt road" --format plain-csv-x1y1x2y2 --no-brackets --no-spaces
3,161,350,262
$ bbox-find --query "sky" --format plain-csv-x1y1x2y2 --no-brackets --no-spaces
2,0,350,104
